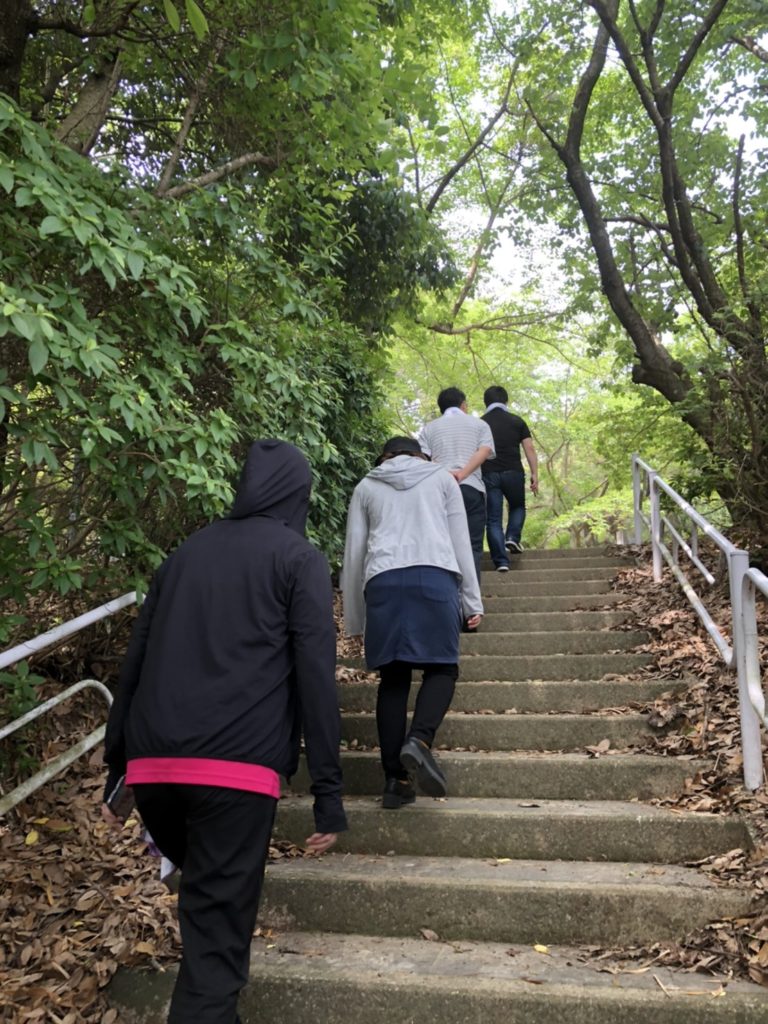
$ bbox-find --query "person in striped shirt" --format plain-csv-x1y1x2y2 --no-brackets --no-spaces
418,387,495,590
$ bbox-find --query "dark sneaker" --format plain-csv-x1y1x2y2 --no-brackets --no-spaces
505,539,523,553
400,738,447,798
496,564,510,572
382,778,416,809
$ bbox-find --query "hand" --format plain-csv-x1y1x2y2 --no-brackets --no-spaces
101,802,123,829
465,613,482,630
530,477,539,495
305,832,338,855
450,469,464,483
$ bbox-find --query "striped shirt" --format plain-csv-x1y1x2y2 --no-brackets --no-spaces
418,410,495,492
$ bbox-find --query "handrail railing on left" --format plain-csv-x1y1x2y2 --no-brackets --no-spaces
0,592,139,816
632,454,765,791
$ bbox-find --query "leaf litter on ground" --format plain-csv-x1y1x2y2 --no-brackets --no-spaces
578,546,768,988
3,556,768,1020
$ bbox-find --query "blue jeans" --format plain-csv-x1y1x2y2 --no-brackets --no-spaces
485,470,526,568
460,484,486,586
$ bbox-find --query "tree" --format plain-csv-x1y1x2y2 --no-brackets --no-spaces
0,0,472,670
497,0,768,544
384,1,767,546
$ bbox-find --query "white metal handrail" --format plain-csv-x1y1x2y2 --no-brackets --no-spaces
741,568,768,727
632,454,764,790
0,680,113,816
0,591,137,670
0,593,139,815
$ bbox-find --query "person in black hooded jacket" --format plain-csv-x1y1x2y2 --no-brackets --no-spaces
101,439,347,1024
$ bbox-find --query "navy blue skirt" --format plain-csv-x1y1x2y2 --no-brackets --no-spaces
364,566,462,669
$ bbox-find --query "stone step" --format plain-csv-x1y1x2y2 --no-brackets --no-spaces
336,677,678,714
273,795,750,864
341,652,653,681
482,580,615,597
260,854,750,946
483,593,626,612
482,555,628,571
110,931,768,1024
292,750,704,801
462,629,648,656
480,609,633,631
498,545,620,559
458,652,651,680
482,566,620,582
341,711,653,751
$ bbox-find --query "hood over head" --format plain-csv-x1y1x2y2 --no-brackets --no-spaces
229,439,311,533
367,453,445,491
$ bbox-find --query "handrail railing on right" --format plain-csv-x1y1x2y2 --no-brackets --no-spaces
632,454,765,791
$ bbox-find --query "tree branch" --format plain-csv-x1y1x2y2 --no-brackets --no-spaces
155,40,224,197
732,133,748,302
406,123,421,196
34,2,145,40
730,34,768,64
451,173,515,320
587,0,664,130
537,3,703,428
162,151,278,199
425,72,513,213
668,0,729,96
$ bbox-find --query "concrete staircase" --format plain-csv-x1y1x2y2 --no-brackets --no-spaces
112,547,767,1022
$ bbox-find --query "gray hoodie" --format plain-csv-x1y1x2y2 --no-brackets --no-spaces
342,455,484,635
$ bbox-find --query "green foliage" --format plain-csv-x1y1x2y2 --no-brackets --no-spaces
0,662,45,719
0,0,476,670
540,489,634,549
0,100,393,651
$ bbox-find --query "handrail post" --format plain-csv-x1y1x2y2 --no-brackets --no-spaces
632,453,643,544
730,550,763,790
649,471,662,582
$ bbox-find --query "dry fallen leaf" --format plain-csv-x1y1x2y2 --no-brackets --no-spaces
585,739,611,758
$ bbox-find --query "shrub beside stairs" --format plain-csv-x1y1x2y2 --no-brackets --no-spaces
111,547,767,1022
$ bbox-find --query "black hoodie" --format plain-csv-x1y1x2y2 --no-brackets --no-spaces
103,440,347,834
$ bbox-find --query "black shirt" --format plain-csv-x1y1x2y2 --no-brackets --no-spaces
481,408,531,474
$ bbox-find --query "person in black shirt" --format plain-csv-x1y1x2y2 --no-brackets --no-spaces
481,386,539,570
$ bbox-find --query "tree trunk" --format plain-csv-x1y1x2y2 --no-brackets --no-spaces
0,0,33,103
55,52,122,155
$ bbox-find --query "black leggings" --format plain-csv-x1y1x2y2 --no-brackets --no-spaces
376,660,458,779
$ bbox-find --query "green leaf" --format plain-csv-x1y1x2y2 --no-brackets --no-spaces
0,165,13,193
11,312,36,341
15,186,34,208
28,337,49,375
126,251,145,280
163,0,181,32
185,0,209,39
39,214,66,236
82,2,96,24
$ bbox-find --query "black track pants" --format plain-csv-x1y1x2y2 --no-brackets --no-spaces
133,783,276,1024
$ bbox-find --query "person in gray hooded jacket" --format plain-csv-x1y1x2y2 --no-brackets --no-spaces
342,436,483,807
